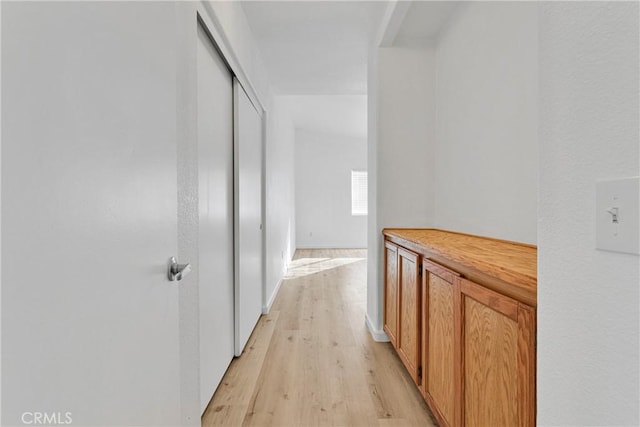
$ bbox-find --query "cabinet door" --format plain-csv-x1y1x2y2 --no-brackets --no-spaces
422,260,460,427
383,241,399,347
397,247,421,385
459,278,536,427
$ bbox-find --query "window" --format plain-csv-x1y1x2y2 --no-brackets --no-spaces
351,170,368,216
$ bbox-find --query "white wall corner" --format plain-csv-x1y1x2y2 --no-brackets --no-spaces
365,314,389,343
366,43,381,344
375,0,411,48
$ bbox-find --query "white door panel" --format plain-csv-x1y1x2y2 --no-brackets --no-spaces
197,25,235,412
234,80,264,356
2,3,180,425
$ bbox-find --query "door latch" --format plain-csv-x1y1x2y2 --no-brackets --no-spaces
168,257,192,282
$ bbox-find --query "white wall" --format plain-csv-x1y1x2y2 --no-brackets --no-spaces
366,45,382,339
538,2,639,425
265,95,296,312
433,2,538,244
367,46,436,338
287,95,368,140
295,129,367,249
378,47,436,229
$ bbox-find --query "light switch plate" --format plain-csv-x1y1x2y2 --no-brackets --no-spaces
596,177,639,255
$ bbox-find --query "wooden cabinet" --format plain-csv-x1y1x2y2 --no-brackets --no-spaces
382,229,537,427
383,241,399,347
460,278,536,427
384,241,421,385
421,260,460,427
397,247,421,385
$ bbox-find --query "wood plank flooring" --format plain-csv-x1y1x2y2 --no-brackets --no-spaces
202,249,436,427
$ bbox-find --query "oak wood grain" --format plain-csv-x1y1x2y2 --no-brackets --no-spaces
424,393,452,427
425,272,455,427
463,295,518,427
460,277,519,321
383,231,536,427
453,277,463,427
383,228,537,307
517,304,536,427
397,247,421,385
423,258,460,283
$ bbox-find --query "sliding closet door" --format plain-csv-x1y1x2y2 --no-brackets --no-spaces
234,80,264,356
197,24,234,412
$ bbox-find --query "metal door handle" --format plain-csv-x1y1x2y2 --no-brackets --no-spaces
168,257,191,282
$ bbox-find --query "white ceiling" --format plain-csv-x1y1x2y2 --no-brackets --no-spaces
241,1,387,95
240,1,457,140
392,1,460,47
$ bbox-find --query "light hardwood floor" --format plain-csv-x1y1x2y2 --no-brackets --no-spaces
202,249,436,427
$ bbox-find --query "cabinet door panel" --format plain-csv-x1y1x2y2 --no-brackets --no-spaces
397,247,420,384
384,242,399,346
425,272,456,426
463,284,519,427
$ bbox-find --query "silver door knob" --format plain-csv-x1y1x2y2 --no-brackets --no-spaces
168,257,192,282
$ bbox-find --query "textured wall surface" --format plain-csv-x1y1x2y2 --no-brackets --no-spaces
434,2,538,244
538,2,640,425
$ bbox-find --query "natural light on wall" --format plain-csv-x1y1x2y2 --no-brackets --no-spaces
351,170,368,216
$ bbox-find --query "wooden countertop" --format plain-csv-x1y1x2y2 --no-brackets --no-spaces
383,228,537,307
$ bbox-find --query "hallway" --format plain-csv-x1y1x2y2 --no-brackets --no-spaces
202,249,435,427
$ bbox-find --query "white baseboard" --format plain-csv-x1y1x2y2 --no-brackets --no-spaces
262,278,284,314
295,245,367,250
365,314,390,342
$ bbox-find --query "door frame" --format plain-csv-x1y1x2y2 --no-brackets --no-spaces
176,6,268,420
233,77,265,356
